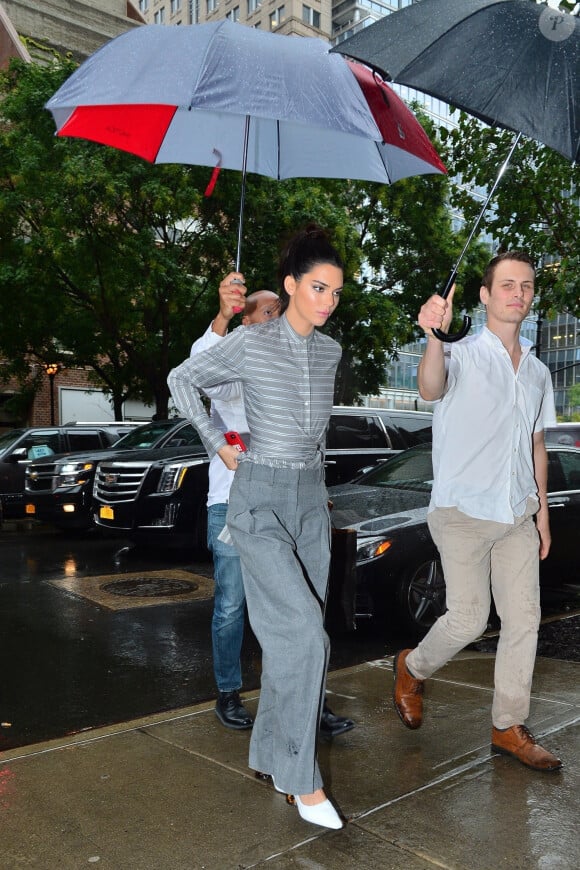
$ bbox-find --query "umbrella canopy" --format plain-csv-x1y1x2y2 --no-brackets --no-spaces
46,21,446,270
332,0,579,341
45,21,446,185
332,0,580,162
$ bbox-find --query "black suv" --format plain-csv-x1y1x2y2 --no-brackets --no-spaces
0,423,134,520
325,407,432,484
91,407,432,548
24,419,204,530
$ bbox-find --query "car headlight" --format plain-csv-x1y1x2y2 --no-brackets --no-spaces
157,463,189,493
356,536,393,563
55,461,94,488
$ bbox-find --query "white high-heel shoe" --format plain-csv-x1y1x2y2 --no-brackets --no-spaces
271,777,295,804
295,795,343,830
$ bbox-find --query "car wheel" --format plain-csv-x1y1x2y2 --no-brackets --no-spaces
397,558,446,636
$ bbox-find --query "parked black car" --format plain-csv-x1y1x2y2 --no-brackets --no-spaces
93,444,210,551
328,444,580,637
0,422,135,520
24,419,204,530
90,407,432,547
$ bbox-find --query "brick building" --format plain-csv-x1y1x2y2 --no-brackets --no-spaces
0,1,144,67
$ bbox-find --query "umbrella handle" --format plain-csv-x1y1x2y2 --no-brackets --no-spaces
431,268,471,343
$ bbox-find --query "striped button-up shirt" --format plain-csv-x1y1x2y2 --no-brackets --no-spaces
168,314,342,468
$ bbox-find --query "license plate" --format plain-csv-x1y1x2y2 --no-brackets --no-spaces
25,504,36,515
99,505,115,520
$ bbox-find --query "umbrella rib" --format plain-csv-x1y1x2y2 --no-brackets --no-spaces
374,140,393,185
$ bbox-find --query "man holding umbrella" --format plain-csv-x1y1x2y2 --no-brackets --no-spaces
393,251,562,772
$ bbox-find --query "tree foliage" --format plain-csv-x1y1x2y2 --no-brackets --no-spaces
567,383,580,419
442,116,580,320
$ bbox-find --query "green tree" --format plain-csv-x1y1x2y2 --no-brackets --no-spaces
567,383,580,420
443,117,580,319
0,58,237,417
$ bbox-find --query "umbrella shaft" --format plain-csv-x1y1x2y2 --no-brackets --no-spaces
452,131,522,278
236,115,251,272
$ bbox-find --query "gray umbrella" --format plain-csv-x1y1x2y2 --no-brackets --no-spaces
332,0,580,341
45,21,446,274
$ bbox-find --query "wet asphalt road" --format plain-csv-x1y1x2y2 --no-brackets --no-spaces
1,522,578,753
0,522,394,752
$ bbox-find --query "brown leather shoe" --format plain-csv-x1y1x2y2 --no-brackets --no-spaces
393,649,424,730
491,725,562,772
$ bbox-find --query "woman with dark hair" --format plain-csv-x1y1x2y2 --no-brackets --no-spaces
168,225,344,829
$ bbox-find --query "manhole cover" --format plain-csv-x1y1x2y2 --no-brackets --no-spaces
101,577,199,598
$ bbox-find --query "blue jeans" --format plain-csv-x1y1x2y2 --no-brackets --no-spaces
207,503,246,693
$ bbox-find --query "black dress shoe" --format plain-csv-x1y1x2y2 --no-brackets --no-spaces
319,702,355,738
215,690,254,730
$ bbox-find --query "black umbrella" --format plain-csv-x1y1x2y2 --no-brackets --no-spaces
332,0,580,341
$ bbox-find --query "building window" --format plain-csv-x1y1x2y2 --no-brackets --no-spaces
207,0,217,11
171,0,182,12
138,0,149,12
247,0,260,13
226,5,240,21
270,5,286,28
154,8,165,23
302,4,320,28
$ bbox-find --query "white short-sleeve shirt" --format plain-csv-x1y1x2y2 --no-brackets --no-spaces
190,324,248,507
429,327,556,524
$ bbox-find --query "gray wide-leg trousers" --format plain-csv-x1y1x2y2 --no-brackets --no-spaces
227,462,331,796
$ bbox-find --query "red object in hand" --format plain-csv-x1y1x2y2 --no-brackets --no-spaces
224,431,247,452
230,277,244,313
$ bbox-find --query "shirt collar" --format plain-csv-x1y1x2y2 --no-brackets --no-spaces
281,313,315,344
481,325,533,358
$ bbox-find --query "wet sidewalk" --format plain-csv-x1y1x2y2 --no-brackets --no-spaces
1,652,578,869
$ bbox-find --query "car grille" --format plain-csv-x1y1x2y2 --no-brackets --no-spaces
94,461,151,503
25,461,59,493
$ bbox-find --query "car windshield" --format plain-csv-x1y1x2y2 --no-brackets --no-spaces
545,426,580,448
111,421,181,449
356,445,434,491
111,420,201,450
0,429,27,456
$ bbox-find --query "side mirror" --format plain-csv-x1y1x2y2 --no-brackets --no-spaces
9,447,28,462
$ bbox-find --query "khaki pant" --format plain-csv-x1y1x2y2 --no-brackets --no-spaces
407,500,541,729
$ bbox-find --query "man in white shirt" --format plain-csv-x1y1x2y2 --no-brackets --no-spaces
393,252,562,772
191,277,280,729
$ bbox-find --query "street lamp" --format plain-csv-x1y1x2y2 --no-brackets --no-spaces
44,363,60,425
